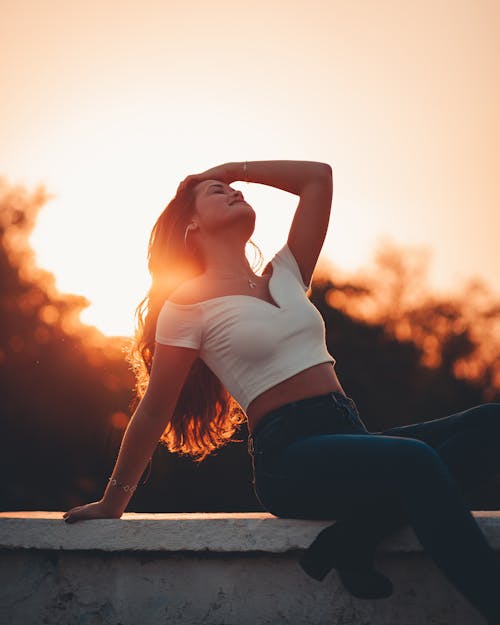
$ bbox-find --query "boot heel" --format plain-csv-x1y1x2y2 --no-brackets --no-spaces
298,522,394,599
298,549,331,581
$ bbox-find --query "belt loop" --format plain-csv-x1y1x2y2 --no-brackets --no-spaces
328,391,349,421
328,390,339,408
248,433,265,456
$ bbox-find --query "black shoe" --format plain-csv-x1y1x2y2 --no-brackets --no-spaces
335,566,394,599
298,522,394,599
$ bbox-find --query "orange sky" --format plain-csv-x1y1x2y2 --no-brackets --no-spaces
1,0,499,336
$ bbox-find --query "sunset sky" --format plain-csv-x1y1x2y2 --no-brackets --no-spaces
1,0,498,337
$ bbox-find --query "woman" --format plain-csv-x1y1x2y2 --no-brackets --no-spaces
64,160,500,624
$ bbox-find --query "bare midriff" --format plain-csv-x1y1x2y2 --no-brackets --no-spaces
246,361,347,434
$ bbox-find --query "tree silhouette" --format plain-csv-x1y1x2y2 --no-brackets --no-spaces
0,176,135,510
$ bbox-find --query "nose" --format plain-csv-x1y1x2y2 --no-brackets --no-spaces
231,190,244,204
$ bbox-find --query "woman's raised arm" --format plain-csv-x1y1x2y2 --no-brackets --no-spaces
232,160,331,196
178,160,331,197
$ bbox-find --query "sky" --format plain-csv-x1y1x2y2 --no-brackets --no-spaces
1,0,499,337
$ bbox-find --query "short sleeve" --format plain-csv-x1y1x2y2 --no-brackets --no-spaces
155,301,202,349
273,242,311,291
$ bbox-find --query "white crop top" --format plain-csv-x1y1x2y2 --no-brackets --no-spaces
155,242,337,412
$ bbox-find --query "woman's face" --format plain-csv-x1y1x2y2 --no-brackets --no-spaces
192,179,254,235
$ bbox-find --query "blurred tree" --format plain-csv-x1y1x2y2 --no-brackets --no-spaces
0,176,135,510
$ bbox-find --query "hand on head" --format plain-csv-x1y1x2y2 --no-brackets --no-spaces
177,163,237,196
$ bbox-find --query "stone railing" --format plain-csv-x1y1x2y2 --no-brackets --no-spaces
1,510,499,625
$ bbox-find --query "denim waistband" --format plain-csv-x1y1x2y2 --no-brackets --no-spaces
248,391,365,456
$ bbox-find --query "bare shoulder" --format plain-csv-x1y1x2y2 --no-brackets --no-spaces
168,276,209,305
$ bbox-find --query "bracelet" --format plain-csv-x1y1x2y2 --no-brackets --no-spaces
243,160,249,183
108,477,137,493
107,457,153,494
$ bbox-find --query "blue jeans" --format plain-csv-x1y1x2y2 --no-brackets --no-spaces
249,391,500,623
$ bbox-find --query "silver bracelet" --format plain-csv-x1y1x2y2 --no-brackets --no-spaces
107,457,152,494
108,477,137,493
243,160,249,183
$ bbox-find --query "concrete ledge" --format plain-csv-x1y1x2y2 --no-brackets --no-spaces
0,510,426,552
3,510,500,552
1,511,500,625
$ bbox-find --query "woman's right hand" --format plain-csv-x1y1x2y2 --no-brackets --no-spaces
176,162,238,195
63,499,123,524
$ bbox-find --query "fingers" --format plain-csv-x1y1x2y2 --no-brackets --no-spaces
62,501,118,523
177,174,205,195
63,506,83,523
177,164,231,195
178,175,196,191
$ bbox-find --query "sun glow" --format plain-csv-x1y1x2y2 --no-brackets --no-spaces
26,106,297,337
3,0,499,337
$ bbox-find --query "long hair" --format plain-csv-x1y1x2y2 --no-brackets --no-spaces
124,179,264,462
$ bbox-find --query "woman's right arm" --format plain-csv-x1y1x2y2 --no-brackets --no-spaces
63,343,200,523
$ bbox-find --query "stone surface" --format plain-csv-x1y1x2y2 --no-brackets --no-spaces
1,511,499,625
0,510,425,552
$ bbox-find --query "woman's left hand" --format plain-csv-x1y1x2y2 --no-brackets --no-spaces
177,162,238,195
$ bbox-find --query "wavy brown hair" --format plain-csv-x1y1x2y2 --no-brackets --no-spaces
124,179,264,462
